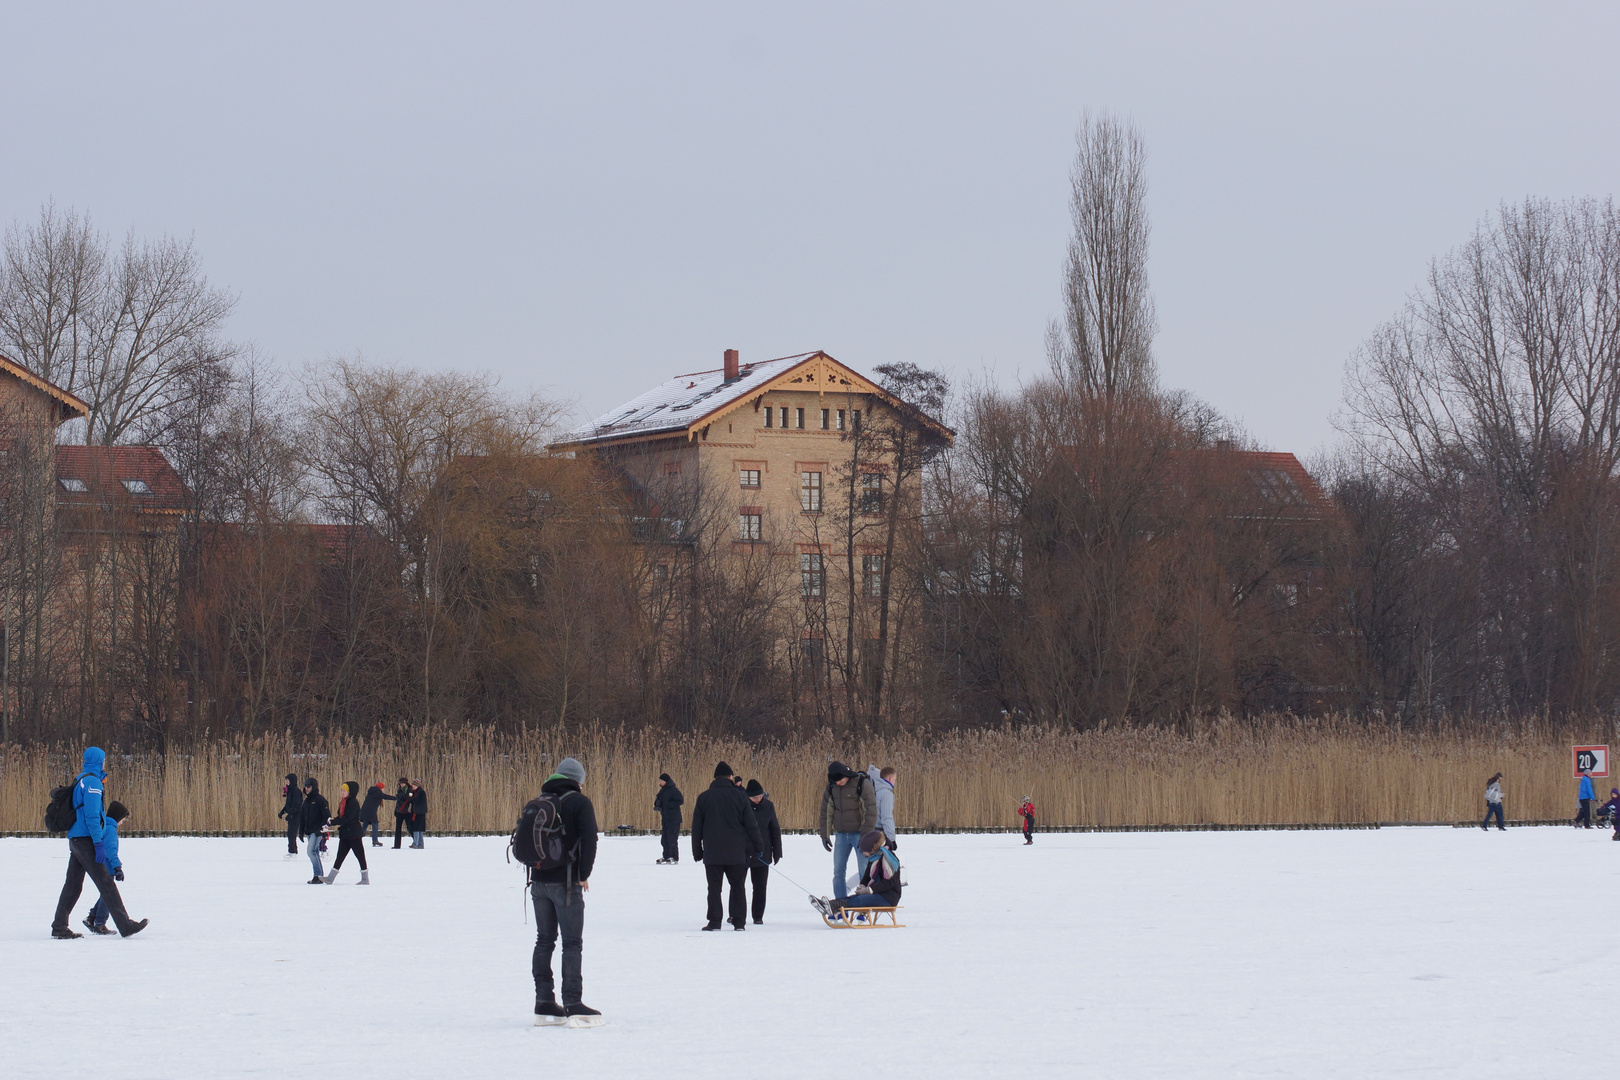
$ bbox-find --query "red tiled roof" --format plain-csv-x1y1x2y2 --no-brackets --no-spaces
55,445,188,512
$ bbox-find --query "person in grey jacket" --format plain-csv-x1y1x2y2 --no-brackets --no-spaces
819,761,877,901
1481,773,1504,831
866,764,898,850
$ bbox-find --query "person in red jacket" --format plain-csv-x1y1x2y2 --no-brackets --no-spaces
1018,796,1036,845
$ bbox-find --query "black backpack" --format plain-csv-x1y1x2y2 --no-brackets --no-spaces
512,792,575,873
44,774,86,833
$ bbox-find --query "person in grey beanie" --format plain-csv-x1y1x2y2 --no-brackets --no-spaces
530,756,602,1027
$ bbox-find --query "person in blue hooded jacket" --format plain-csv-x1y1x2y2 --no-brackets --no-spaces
1575,770,1596,828
83,800,130,934
50,747,148,939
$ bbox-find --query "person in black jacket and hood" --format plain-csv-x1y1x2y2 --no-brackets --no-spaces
359,781,392,847
391,777,412,848
278,773,303,857
653,773,683,864
690,762,763,931
530,757,602,1027
298,778,330,884
745,779,782,924
323,781,371,885
408,780,428,848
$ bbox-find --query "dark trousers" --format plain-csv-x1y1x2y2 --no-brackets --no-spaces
332,837,368,871
393,816,410,847
285,818,299,853
660,819,680,861
749,863,769,922
363,819,379,843
1577,800,1594,827
705,862,748,927
53,836,136,934
1023,816,1035,841
1482,802,1505,830
531,881,585,1006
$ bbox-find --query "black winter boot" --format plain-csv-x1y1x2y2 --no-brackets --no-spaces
534,1000,566,1026
52,926,83,939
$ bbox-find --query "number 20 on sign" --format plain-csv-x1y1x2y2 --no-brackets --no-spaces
1573,745,1610,778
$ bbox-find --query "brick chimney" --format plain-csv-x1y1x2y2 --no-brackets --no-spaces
723,348,740,382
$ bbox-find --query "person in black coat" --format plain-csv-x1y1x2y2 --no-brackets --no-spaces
531,757,601,1024
745,779,782,924
391,777,412,848
298,778,331,884
278,772,303,856
653,773,684,864
408,780,428,848
690,762,762,931
359,781,393,847
323,781,370,884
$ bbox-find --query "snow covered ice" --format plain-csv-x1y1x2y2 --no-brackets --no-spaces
1,827,1607,1078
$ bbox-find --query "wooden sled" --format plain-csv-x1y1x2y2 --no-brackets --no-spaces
823,905,904,929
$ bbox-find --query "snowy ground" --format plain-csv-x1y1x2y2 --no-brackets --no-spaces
0,826,1608,1078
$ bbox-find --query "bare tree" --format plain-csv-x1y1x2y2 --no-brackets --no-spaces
1048,112,1157,403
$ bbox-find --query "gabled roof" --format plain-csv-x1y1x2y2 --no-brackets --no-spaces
55,445,188,512
0,351,90,424
553,351,952,450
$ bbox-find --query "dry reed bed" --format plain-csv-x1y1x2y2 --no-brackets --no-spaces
0,719,1602,834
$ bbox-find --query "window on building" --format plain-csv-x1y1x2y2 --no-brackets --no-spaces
800,471,822,512
863,554,884,597
780,406,789,428
837,409,846,431
820,408,830,429
860,473,883,514
738,513,762,541
739,468,760,488
795,407,805,429
122,478,152,495
663,461,680,475
763,406,773,428
59,478,87,493
800,552,824,597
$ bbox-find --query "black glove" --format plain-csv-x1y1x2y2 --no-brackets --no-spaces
773,855,781,865
114,867,125,881
821,836,832,852
888,835,898,851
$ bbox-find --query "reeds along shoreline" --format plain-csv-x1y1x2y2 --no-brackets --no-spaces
0,718,1605,834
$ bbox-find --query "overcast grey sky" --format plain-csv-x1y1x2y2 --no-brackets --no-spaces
3,3,1616,455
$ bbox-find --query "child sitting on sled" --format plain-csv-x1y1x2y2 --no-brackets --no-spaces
813,830,901,920
1599,788,1620,839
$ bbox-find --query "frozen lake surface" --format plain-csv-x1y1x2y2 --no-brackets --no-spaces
0,826,1607,1078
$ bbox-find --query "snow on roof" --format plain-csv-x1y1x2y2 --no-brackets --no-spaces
560,352,818,447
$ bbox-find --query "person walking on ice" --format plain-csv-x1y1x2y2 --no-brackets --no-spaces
867,764,898,851
522,757,601,1027
692,762,762,931
1019,795,1036,844
1575,770,1596,828
360,781,391,847
299,778,331,884
81,801,132,935
278,772,303,859
745,779,782,924
818,762,876,902
49,746,148,938
654,773,683,864
1481,773,1505,831
323,781,371,884
391,777,412,848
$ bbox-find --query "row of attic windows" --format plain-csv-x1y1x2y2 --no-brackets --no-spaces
59,477,152,495
762,406,860,431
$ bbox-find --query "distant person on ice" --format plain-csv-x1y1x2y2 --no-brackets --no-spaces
300,777,331,884
278,772,303,858
50,746,148,938
392,777,413,848
1575,770,1595,828
1598,788,1620,840
323,781,371,884
360,781,392,847
814,829,901,921
529,756,601,1027
819,762,876,901
408,779,428,848
1481,773,1504,831
867,764,898,850
654,773,683,864
1019,796,1036,844
692,762,762,931
745,779,782,924
81,800,131,935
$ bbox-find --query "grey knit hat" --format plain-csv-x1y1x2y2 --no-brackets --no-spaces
556,757,586,784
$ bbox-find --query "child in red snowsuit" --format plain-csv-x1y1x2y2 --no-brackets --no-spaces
1018,796,1036,845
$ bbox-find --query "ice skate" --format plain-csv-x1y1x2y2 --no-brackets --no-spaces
565,1003,604,1028
533,1001,566,1026
283,852,297,860
809,895,835,919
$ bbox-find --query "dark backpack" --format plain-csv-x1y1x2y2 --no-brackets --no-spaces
512,792,575,873
44,774,85,833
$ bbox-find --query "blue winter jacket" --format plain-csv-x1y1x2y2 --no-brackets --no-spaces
1580,775,1596,801
65,746,109,844
101,818,122,870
